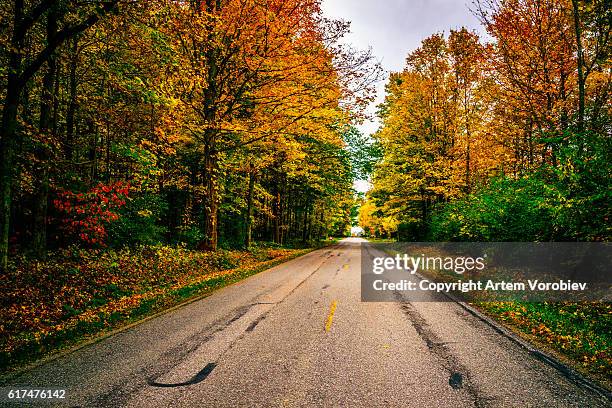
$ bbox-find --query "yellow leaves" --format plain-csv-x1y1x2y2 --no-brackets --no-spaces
146,0,367,164
358,199,400,238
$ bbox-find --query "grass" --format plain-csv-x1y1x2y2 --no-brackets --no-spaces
362,237,397,243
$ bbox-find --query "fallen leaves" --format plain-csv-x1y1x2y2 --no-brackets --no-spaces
479,301,611,378
0,245,299,369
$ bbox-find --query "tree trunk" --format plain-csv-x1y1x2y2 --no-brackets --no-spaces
571,0,585,133
244,170,255,248
273,188,281,244
0,0,25,272
65,36,79,160
465,128,471,194
302,206,309,243
464,88,471,193
318,211,324,241
200,143,219,250
33,6,58,257
88,120,98,183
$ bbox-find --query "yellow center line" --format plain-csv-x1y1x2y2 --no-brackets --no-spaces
325,300,338,332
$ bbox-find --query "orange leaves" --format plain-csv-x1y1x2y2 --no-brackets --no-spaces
531,323,553,338
476,0,576,133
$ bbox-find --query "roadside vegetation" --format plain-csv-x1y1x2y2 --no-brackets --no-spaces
478,302,611,383
0,243,330,371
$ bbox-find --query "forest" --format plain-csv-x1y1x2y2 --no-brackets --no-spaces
361,0,610,243
0,0,381,264
0,0,379,368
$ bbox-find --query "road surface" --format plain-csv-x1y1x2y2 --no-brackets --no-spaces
1,238,609,407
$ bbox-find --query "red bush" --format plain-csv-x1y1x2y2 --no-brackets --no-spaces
53,181,130,245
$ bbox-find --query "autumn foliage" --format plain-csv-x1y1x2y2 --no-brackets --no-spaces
53,182,130,245
0,0,378,261
363,0,610,242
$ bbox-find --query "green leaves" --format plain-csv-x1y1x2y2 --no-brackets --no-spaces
342,125,380,181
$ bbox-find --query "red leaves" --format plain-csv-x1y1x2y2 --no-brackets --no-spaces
53,181,130,246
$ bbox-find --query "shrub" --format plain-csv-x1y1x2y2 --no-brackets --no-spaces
429,176,556,241
429,132,611,242
108,193,168,246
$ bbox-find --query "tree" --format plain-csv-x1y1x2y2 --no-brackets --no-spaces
0,0,120,271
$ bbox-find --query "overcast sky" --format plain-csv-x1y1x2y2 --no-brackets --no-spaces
320,1,487,192
321,0,486,136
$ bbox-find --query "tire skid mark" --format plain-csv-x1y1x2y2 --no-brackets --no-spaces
89,247,340,405
148,363,217,388
245,314,266,332
93,305,255,405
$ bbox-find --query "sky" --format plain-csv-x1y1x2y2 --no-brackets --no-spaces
320,0,487,192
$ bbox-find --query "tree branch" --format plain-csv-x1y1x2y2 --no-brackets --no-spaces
17,0,57,38
18,1,119,87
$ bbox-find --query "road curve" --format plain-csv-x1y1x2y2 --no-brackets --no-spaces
1,238,608,407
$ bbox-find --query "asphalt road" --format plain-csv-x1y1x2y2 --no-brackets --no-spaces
1,238,609,407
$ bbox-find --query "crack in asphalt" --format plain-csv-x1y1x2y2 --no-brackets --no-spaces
399,301,491,408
